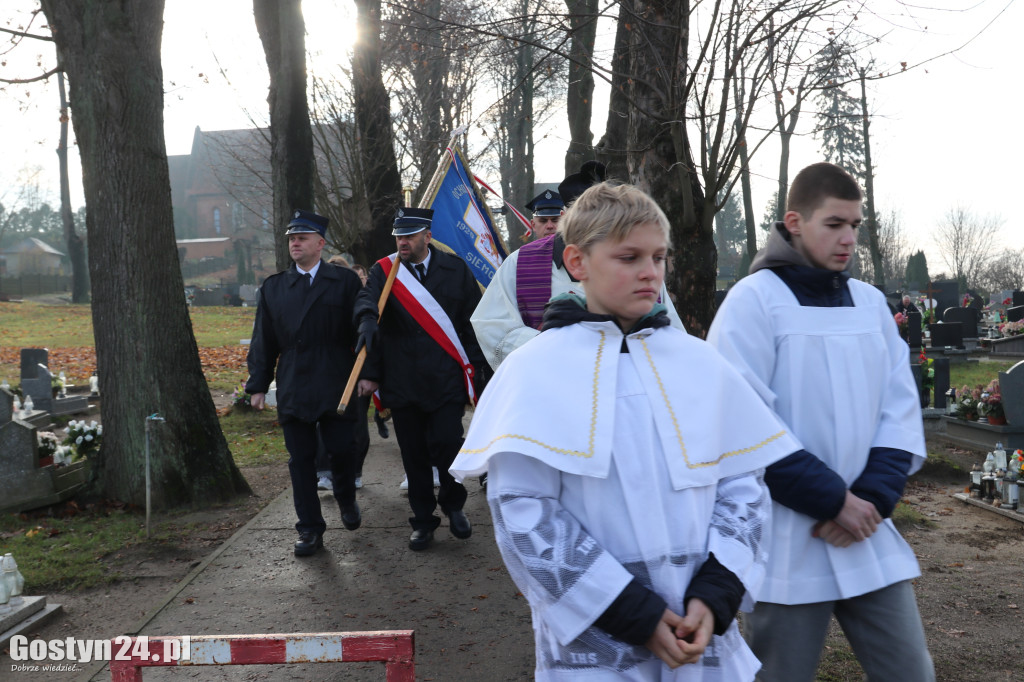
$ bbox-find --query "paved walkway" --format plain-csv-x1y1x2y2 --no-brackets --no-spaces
84,415,535,681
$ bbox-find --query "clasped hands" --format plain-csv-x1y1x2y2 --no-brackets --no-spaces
644,599,714,669
812,490,882,548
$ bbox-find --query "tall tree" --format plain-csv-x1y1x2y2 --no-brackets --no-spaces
253,0,315,272
936,205,1002,288
904,250,930,291
39,0,249,506
351,0,404,258
56,71,88,303
0,12,88,301
563,0,598,174
812,39,864,182
857,66,884,287
594,9,630,180
622,0,838,336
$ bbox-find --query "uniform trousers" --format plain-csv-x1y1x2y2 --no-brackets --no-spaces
352,393,371,476
281,412,356,535
391,400,467,531
745,579,934,682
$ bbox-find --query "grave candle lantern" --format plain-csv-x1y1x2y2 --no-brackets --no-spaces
89,375,99,397
970,465,983,497
1003,475,1019,509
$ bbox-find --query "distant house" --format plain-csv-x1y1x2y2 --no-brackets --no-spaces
0,238,66,276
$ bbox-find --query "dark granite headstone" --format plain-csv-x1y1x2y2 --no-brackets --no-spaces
943,307,980,338
928,281,959,322
999,360,1024,426
933,357,950,409
1007,306,1024,323
19,349,53,413
0,387,13,427
907,311,922,348
1013,291,1024,307
19,348,48,378
929,322,963,349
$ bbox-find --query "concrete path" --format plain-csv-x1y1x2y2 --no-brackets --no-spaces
85,415,535,681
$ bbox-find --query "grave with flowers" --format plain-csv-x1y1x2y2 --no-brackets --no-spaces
0,385,93,515
942,360,1024,453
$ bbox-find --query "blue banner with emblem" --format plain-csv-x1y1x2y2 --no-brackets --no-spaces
420,145,507,287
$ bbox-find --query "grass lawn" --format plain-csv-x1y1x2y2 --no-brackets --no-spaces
0,300,276,590
949,358,1017,390
0,407,286,591
0,301,255,384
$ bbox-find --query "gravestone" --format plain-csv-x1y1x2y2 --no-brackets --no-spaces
933,357,951,409
929,322,963,349
0,387,13,427
19,349,53,413
1007,306,1024,323
907,311,922,348
193,287,227,306
0,399,90,514
240,284,259,307
1014,291,1024,307
928,281,959,322
999,360,1024,426
943,307,980,338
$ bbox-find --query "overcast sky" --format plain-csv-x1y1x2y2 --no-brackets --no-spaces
1,0,1019,271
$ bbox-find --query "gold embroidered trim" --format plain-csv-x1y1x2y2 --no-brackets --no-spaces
636,336,787,469
458,330,606,458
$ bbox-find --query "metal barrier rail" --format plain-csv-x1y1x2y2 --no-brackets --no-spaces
108,631,414,681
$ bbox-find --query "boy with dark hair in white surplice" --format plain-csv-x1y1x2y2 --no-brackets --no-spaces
451,183,800,681
707,163,934,682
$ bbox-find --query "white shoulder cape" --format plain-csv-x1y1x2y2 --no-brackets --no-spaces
452,320,800,487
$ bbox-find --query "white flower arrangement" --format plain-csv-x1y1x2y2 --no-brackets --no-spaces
64,419,103,460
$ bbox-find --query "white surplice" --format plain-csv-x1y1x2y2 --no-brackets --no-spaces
706,270,927,605
451,320,801,680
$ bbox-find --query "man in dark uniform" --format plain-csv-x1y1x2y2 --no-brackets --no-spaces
524,189,564,241
354,207,489,551
246,209,364,557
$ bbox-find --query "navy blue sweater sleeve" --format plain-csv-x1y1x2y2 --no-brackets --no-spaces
593,579,667,645
764,450,848,521
684,553,745,636
849,447,914,518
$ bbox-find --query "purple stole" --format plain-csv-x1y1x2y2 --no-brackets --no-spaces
515,234,556,330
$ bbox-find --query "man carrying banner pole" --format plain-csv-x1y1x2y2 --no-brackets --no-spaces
354,207,490,551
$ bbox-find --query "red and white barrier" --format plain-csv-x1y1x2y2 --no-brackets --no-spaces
108,631,414,681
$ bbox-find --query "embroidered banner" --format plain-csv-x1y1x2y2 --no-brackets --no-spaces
420,145,508,287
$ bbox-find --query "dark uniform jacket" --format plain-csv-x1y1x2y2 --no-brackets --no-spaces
355,245,488,411
246,261,362,422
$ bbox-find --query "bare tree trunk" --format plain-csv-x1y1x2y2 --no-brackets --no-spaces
595,5,630,180
40,0,249,507
411,0,446,200
56,71,89,303
627,0,713,337
859,70,884,288
733,74,757,260
352,0,403,258
564,0,598,175
253,0,315,272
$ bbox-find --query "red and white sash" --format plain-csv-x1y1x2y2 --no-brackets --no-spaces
378,254,478,404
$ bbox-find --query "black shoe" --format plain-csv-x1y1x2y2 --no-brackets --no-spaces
409,528,434,551
340,501,361,531
374,411,390,439
294,532,323,557
448,510,472,539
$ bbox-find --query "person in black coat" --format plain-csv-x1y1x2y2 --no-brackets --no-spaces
897,294,918,317
246,209,365,557
354,207,489,551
